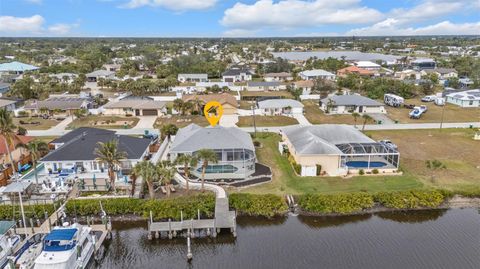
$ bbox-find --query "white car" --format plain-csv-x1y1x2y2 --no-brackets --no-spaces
421,95,436,102
379,140,398,150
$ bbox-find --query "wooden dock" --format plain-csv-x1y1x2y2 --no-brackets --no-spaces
148,196,236,238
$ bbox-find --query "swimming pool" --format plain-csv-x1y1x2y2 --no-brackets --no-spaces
346,161,387,168
20,163,46,180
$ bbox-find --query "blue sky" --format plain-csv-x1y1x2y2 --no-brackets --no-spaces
0,0,479,37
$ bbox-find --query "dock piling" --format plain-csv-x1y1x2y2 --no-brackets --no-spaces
29,218,34,234
187,236,193,261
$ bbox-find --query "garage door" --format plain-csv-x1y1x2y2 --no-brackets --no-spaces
142,109,158,116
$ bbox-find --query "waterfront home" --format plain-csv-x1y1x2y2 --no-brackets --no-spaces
0,134,34,185
41,127,151,174
169,124,255,180
0,98,18,112
257,99,304,115
281,125,399,176
353,61,381,70
264,72,293,82
177,73,208,83
411,58,436,70
337,66,374,77
182,93,238,115
299,69,336,81
320,95,386,114
103,96,166,116
445,89,480,107
246,81,285,91
86,70,115,82
222,66,253,82
23,97,90,116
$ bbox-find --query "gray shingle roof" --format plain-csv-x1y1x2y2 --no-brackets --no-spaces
258,99,304,109
24,97,88,110
86,70,115,77
321,95,382,107
42,127,151,161
247,81,281,87
282,125,375,155
170,124,254,153
104,99,166,110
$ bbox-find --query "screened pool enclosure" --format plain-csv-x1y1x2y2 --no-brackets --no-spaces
336,142,400,170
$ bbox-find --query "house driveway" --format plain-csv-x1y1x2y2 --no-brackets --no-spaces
134,116,157,129
293,113,312,126
220,115,239,127
367,113,395,125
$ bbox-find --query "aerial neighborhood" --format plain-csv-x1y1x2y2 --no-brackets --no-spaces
0,36,479,268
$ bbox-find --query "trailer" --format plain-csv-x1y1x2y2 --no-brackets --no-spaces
384,93,404,107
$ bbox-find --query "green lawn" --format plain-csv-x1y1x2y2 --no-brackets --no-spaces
14,117,59,130
240,133,423,195
237,116,298,127
68,116,139,129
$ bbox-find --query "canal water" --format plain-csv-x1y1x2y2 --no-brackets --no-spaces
90,208,480,269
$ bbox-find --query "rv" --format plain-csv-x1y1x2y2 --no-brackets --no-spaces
384,94,404,107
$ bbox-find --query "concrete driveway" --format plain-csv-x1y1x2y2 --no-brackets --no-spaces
134,116,157,129
220,115,239,127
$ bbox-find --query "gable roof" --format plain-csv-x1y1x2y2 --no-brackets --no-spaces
0,135,34,155
282,125,375,155
170,124,254,153
104,99,166,110
222,67,252,76
446,89,480,101
42,127,150,161
300,69,335,77
24,97,88,110
0,61,39,72
86,70,115,77
247,81,281,87
321,95,382,107
264,72,292,78
337,66,374,76
182,93,238,107
258,99,304,109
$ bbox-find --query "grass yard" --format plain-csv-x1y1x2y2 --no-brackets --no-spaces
240,90,294,99
303,100,374,125
386,98,480,123
237,116,298,127
238,133,423,195
239,100,255,109
67,116,139,129
367,128,480,191
154,115,209,128
13,117,60,130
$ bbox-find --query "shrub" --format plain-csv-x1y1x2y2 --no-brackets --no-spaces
372,169,379,174
316,165,322,176
298,193,374,214
374,190,445,209
0,204,56,220
229,193,288,217
425,159,446,169
359,169,365,175
17,126,27,135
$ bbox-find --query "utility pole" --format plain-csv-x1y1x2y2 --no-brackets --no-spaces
439,100,446,131
251,105,257,138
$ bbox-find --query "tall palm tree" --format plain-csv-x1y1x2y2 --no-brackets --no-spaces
351,112,360,128
191,97,204,115
160,124,178,141
362,114,373,131
133,160,157,199
156,160,175,197
0,108,17,179
174,154,198,193
172,99,184,115
95,140,127,192
196,149,218,192
16,140,48,187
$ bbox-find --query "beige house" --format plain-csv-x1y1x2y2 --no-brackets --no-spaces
182,93,238,115
281,125,399,176
320,95,386,114
103,97,167,116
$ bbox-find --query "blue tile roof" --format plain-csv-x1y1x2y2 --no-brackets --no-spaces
0,61,39,72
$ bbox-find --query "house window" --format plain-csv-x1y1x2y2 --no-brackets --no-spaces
469,101,474,106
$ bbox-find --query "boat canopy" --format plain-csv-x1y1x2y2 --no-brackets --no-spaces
0,220,15,235
45,228,77,241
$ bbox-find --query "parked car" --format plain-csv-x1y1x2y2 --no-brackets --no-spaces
434,97,445,106
379,140,398,150
421,95,436,102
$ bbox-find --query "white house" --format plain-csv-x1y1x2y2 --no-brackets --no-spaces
257,99,304,115
299,69,336,80
246,81,285,91
353,61,381,70
264,72,293,82
42,127,152,174
103,96,167,116
222,66,253,82
320,95,386,114
446,89,480,107
86,70,115,82
177,73,208,83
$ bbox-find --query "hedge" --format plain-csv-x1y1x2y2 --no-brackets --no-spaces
229,193,288,217
298,193,374,214
0,204,56,220
65,194,215,221
374,190,444,209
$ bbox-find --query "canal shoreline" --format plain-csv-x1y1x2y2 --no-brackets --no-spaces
74,195,480,222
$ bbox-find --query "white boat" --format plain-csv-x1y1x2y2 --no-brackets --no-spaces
33,223,95,269
0,221,21,268
13,233,45,269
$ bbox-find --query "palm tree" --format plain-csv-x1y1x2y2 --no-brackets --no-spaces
156,160,175,197
133,160,157,199
351,112,360,128
174,154,198,193
0,109,17,179
196,149,218,192
362,114,373,131
16,140,48,187
95,140,127,192
191,97,204,115
172,99,184,115
182,101,194,115
160,124,178,141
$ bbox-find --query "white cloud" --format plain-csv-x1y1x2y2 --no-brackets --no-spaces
0,15,78,36
221,0,383,30
120,0,218,11
222,29,259,37
0,15,45,34
347,20,480,36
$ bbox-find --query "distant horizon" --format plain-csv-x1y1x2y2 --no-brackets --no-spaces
0,35,479,39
